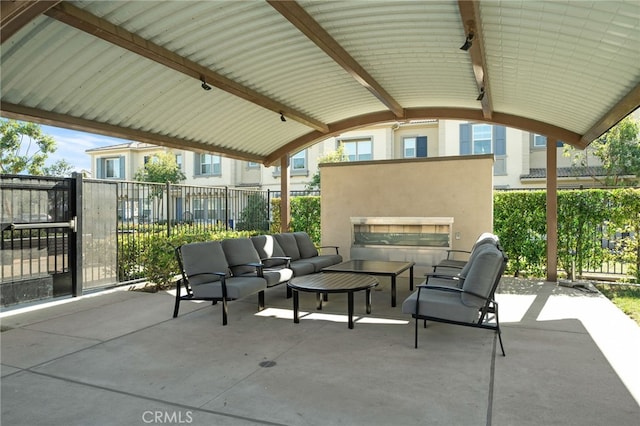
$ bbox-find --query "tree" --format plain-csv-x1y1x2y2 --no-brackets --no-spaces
306,144,349,190
564,115,640,186
134,152,185,184
42,159,75,177
0,119,57,175
236,193,269,231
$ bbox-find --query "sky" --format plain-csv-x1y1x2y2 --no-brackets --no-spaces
41,125,128,172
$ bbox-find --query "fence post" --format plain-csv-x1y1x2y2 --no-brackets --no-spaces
71,172,83,297
225,186,229,230
166,181,171,238
267,189,271,228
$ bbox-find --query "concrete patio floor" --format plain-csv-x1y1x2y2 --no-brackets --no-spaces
1,277,639,426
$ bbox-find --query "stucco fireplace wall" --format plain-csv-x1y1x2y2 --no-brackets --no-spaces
320,154,494,275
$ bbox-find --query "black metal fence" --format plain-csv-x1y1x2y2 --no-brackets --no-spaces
1,175,77,305
4,173,635,307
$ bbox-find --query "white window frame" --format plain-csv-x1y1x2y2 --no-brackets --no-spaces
533,134,547,148
105,157,121,179
472,124,493,154
197,154,221,176
339,138,373,161
403,137,417,158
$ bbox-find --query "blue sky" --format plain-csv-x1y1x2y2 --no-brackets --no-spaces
42,125,128,172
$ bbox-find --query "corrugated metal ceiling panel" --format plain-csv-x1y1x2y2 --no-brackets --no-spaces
1,0,639,161
482,0,640,134
302,1,478,109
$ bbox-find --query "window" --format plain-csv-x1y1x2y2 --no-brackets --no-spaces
340,138,372,161
472,124,492,154
195,154,221,176
459,124,507,176
175,154,183,170
403,136,427,158
532,134,564,148
291,150,307,175
533,134,547,148
97,156,125,179
247,161,259,169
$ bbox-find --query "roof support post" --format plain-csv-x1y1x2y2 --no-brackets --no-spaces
546,140,558,282
280,155,290,233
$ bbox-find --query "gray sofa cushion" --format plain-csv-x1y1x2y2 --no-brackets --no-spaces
293,232,319,258
299,254,344,272
262,268,294,287
250,235,288,267
288,260,316,276
274,233,301,261
191,275,267,300
180,241,229,285
221,238,263,276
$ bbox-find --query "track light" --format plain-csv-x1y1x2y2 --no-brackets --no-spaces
201,78,212,91
280,112,286,122
460,32,474,51
477,87,485,101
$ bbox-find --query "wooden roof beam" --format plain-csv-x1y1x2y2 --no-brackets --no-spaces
1,0,60,43
580,82,640,148
268,0,405,119
458,0,493,120
0,102,266,163
44,2,329,134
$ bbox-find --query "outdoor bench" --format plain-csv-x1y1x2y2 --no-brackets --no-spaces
173,232,342,324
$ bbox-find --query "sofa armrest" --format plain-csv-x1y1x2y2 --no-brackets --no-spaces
261,256,291,268
445,249,471,260
319,245,340,255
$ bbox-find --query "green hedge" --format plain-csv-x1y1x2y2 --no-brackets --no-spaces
270,196,321,244
494,188,640,282
127,191,640,286
119,227,258,288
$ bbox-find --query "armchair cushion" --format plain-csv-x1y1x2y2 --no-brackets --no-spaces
460,244,504,307
401,286,479,323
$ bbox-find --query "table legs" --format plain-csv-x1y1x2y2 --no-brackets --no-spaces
409,265,414,291
293,290,299,324
290,289,372,329
391,276,397,307
347,291,354,329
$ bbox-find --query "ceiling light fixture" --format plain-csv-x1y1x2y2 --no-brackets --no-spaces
201,78,212,91
280,112,286,122
477,87,485,101
460,32,474,51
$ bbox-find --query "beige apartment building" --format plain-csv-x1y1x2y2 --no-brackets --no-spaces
86,119,603,190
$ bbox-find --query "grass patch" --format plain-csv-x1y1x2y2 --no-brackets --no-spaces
595,284,640,326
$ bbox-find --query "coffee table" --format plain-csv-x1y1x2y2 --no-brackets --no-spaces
288,273,379,329
322,260,415,307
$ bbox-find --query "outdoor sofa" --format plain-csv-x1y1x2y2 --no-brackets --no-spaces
173,232,342,324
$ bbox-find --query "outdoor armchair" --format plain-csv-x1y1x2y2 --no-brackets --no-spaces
173,241,267,325
402,244,507,355
433,232,499,272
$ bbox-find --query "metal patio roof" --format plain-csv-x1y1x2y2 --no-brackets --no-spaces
1,1,639,165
